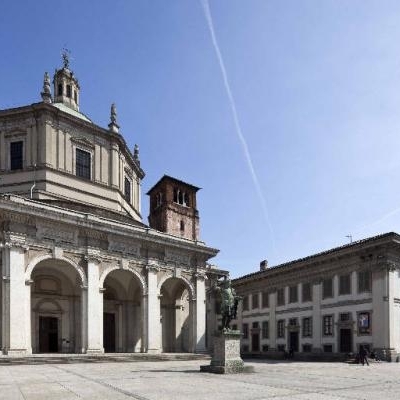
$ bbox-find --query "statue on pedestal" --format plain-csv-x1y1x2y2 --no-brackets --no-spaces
215,277,241,330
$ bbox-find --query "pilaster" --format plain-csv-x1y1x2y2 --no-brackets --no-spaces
86,252,103,353
312,281,322,353
146,263,161,353
194,271,207,353
1,235,29,355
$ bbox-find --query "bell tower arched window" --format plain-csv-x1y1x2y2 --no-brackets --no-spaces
58,83,63,96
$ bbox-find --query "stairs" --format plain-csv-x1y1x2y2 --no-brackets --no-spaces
0,352,211,366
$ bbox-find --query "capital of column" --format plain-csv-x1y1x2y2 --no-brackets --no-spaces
0,241,29,251
146,263,160,274
380,261,398,272
194,271,207,281
25,279,34,286
85,249,102,265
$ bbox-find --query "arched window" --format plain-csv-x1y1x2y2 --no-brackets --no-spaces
58,83,63,96
74,90,77,102
173,188,178,203
66,84,71,98
180,220,185,232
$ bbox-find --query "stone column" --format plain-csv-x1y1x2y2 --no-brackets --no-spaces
146,264,161,353
269,291,276,351
1,237,29,355
195,272,207,353
81,286,88,353
86,254,103,353
25,279,33,354
374,263,398,361
141,294,148,352
312,281,322,353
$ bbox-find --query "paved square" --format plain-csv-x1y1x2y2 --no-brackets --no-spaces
0,359,399,399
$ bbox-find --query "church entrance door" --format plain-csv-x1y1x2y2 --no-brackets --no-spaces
39,316,59,353
103,312,116,352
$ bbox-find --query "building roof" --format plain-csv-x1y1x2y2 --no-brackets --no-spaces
51,102,92,123
233,232,400,283
146,175,201,195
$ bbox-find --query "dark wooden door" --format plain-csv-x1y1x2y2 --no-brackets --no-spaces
289,332,299,352
103,313,116,352
251,333,260,352
340,329,352,353
39,316,59,353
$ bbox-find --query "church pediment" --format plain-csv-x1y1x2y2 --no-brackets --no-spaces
70,135,95,149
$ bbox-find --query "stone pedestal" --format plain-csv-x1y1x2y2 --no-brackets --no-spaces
201,330,252,374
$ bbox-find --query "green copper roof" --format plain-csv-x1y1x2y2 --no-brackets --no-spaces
52,102,92,123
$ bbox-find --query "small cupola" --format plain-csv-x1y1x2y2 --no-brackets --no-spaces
53,49,80,111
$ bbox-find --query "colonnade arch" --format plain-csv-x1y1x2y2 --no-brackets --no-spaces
29,257,84,353
102,269,144,352
159,277,194,353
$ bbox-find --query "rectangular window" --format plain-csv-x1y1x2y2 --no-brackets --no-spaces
289,285,298,303
76,148,91,179
323,315,333,336
10,141,23,170
252,293,259,309
124,177,132,203
277,319,285,338
262,344,269,352
277,344,285,352
358,312,371,335
289,318,297,326
66,84,71,98
358,271,371,293
242,295,249,311
252,321,259,329
322,278,333,299
262,321,269,339
339,274,351,295
340,313,351,322
277,288,285,306
242,323,249,339
302,317,312,337
261,292,269,308
302,282,312,302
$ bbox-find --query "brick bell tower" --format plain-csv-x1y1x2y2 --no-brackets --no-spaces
147,175,200,240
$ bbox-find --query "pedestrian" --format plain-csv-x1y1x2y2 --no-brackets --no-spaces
359,345,369,366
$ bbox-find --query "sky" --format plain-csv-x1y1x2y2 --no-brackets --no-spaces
2,1,400,278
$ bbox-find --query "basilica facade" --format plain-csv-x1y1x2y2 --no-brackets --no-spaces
0,57,224,356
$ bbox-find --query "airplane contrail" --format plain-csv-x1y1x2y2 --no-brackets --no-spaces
353,205,400,236
200,0,276,253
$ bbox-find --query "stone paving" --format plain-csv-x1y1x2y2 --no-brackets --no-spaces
0,359,399,399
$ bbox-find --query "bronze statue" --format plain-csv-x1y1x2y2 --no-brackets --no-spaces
215,277,241,330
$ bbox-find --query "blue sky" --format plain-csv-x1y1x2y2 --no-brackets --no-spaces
2,1,400,278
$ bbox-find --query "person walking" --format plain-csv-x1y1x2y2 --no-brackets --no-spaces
359,345,369,366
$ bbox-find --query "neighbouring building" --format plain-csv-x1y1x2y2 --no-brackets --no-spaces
0,55,226,356
232,233,400,361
